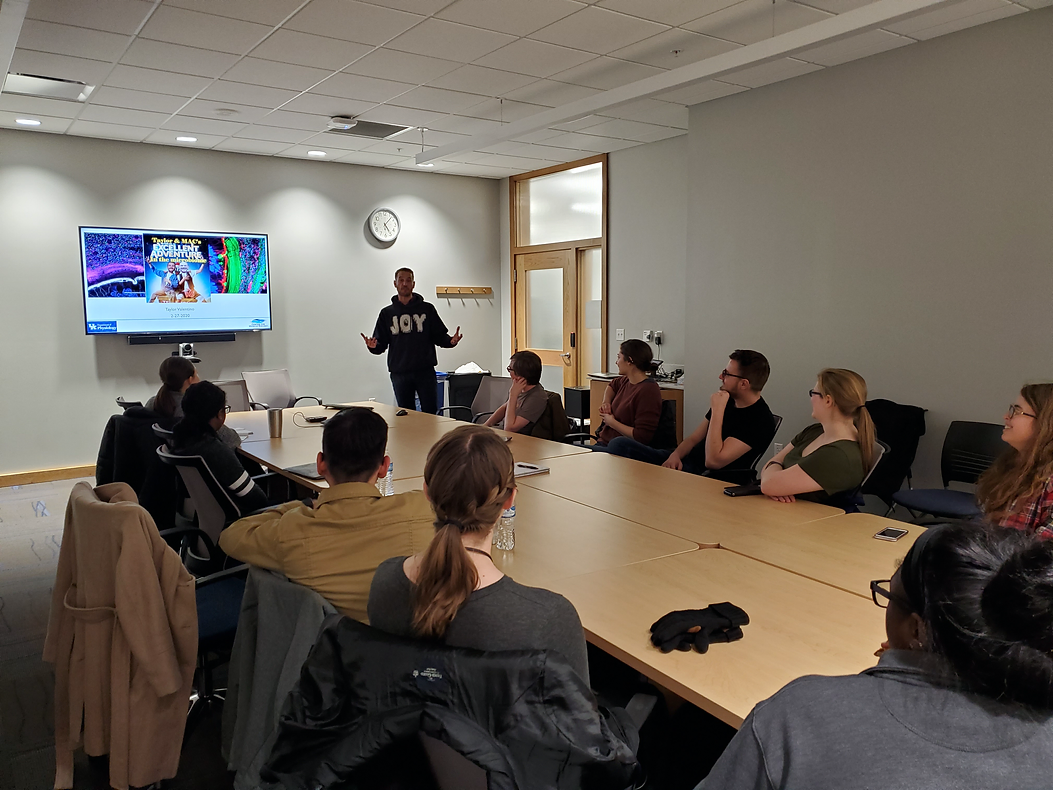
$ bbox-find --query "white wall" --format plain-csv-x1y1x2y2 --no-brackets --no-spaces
0,130,503,475
607,135,688,374
684,9,1053,486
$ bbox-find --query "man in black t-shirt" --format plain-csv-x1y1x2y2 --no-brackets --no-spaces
607,349,777,483
362,268,462,414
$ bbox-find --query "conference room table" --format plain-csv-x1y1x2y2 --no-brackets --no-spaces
225,402,913,727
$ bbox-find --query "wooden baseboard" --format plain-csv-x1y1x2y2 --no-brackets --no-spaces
0,465,96,488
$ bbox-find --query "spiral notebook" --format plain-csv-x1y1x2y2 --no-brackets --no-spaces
513,462,549,478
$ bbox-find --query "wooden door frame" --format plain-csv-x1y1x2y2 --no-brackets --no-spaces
509,154,608,382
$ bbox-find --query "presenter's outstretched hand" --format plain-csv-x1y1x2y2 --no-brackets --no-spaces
450,326,463,346
361,333,378,349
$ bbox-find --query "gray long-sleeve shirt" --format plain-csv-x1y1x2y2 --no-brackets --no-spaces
699,650,1053,790
367,556,590,686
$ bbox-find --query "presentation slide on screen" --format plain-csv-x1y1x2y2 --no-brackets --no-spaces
81,228,271,334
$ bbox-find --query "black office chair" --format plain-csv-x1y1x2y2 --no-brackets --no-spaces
890,421,1005,521
96,410,180,529
242,369,321,409
861,398,927,509
529,391,571,442
438,375,511,423
115,397,142,411
260,617,646,790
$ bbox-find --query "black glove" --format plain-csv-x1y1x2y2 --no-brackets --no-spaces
649,602,749,653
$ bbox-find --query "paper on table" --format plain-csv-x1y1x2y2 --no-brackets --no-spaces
454,361,486,374
514,462,549,478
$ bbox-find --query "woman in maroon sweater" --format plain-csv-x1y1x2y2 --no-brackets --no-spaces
595,339,663,448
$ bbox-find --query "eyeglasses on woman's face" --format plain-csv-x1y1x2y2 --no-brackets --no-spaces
808,389,823,399
1006,403,1036,420
870,579,912,611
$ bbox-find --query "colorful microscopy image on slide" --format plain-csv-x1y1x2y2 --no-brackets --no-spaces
83,232,146,297
208,236,268,295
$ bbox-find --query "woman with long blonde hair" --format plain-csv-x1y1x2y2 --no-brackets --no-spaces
977,383,1053,539
759,368,874,504
367,425,590,682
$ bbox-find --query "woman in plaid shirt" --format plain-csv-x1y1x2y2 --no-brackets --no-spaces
978,383,1053,539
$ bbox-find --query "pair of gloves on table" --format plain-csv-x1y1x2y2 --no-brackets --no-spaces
649,602,750,653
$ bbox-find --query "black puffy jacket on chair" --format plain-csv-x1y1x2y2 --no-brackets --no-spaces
260,616,639,790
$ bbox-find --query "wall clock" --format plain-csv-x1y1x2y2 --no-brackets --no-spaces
368,207,400,243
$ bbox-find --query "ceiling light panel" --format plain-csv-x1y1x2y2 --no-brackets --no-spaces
138,6,271,55
3,73,93,102
145,130,225,146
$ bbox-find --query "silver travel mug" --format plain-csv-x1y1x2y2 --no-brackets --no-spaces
267,408,282,438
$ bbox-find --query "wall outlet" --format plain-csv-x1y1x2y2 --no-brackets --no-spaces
773,442,784,454
615,328,624,341
654,330,663,345
642,329,652,341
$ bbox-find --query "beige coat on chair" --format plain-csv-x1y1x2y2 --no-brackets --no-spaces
43,482,198,790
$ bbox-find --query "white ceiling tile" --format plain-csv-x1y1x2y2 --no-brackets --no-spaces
1014,0,1052,8
166,0,306,26
596,0,742,26
10,49,114,85
429,65,537,95
586,135,650,151
199,81,301,108
88,86,189,114
223,58,333,91
657,78,746,104
511,127,566,143
549,56,664,90
502,79,600,107
0,112,72,133
331,150,406,166
722,56,823,88
232,125,317,143
139,6,272,55
538,131,610,152
17,20,130,62
427,114,505,134
467,153,556,170
67,120,151,141
106,65,214,97
281,93,376,117
27,0,156,36
610,28,739,69
276,144,350,161
477,140,536,155
386,19,516,61
799,0,877,13
162,115,249,135
580,118,678,141
475,39,595,78
513,143,584,161
361,138,433,155
343,48,463,84
436,0,585,36
528,7,668,55
437,162,513,177
0,94,84,119
253,109,330,131
459,96,549,122
297,130,379,150
884,0,1024,37
286,0,424,45
550,114,607,131
355,104,449,126
249,29,374,71
598,98,689,127
685,0,833,46
143,130,228,147
390,86,488,112
79,104,171,127
121,39,240,78
797,29,913,67
213,138,293,155
178,99,272,123
363,0,460,13
413,128,469,146
312,72,416,102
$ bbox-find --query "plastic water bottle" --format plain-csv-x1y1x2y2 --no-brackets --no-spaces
494,504,515,551
377,461,395,496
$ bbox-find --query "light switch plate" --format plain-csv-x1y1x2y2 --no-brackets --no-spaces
642,330,652,341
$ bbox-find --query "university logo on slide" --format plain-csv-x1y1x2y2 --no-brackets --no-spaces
88,321,118,333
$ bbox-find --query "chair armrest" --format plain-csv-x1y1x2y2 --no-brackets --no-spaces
563,431,596,446
472,411,495,424
437,405,472,418
249,401,268,410
293,395,323,406
195,563,249,589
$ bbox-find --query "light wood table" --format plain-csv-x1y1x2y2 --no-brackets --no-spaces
549,550,885,727
517,452,840,546
391,478,699,587
708,512,923,599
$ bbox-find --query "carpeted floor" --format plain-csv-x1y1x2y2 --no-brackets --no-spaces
0,478,231,790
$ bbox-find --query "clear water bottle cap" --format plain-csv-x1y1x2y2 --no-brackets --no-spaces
501,504,515,518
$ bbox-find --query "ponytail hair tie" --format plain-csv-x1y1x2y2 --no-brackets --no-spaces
443,518,467,531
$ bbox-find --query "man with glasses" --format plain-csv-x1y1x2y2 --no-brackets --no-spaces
483,351,547,434
608,349,776,483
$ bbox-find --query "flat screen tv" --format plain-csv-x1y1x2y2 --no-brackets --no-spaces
80,226,272,336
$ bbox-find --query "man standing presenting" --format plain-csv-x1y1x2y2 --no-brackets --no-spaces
362,268,462,414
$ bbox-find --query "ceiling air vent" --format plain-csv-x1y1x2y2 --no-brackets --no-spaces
325,120,412,140
3,73,94,102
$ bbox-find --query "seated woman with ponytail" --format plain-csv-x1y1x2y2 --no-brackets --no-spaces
698,521,1053,789
759,368,872,504
367,425,590,684
977,383,1053,539
171,381,269,514
146,356,241,449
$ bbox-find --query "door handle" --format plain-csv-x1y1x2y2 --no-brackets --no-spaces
560,352,571,365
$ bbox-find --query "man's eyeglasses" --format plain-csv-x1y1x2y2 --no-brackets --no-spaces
720,369,745,380
224,405,231,413
1007,404,1036,419
870,579,912,611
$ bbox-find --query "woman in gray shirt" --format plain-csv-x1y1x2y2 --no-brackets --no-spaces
699,522,1053,789
367,425,590,684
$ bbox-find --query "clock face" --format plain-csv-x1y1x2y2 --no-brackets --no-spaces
369,208,400,242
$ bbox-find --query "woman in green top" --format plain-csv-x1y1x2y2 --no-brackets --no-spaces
759,368,874,503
